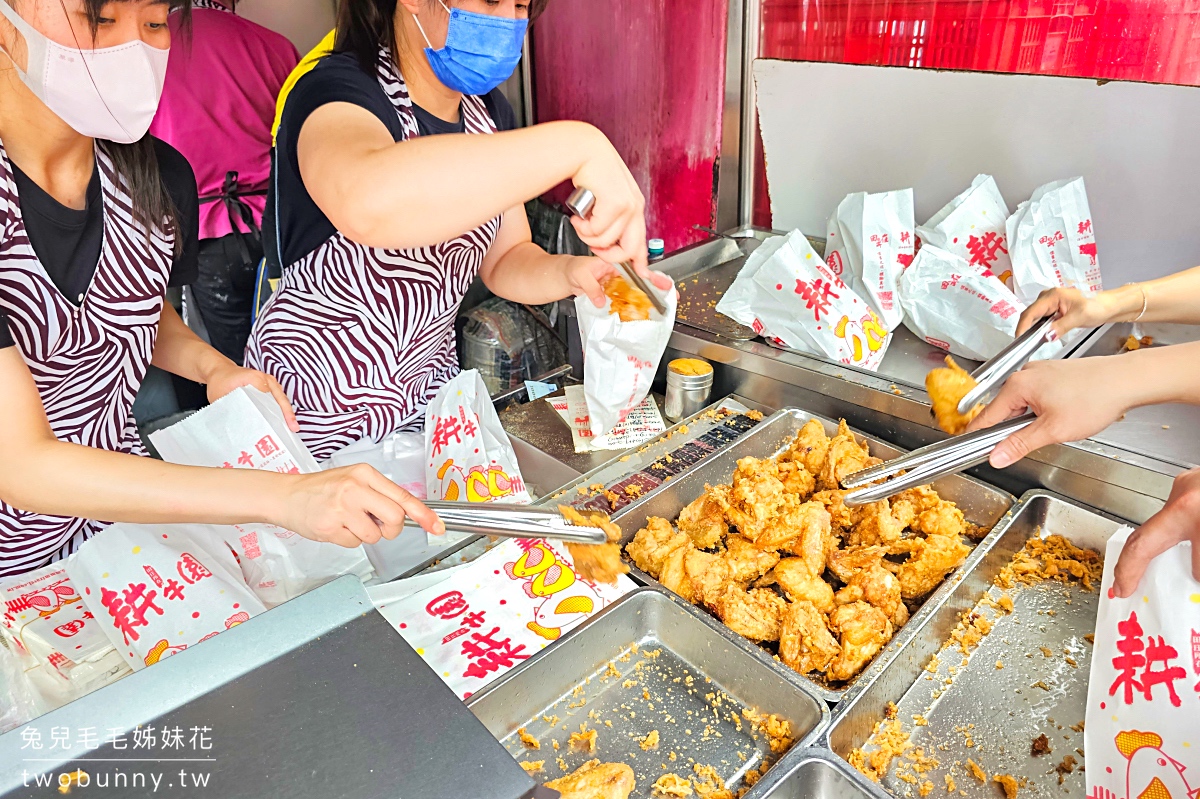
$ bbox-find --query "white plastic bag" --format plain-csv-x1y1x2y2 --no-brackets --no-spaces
1006,177,1102,305
150,387,374,606
1085,526,1199,799
327,431,427,499
718,230,892,370
575,283,677,438
425,369,530,505
917,174,1014,289
66,523,267,671
825,189,915,331
899,244,1025,361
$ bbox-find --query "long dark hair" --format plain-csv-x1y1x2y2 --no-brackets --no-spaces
334,0,551,74
83,0,192,250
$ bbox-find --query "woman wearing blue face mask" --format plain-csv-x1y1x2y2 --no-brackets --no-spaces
248,0,670,460
0,0,442,577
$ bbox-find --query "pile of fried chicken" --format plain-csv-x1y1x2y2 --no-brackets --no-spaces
625,419,972,683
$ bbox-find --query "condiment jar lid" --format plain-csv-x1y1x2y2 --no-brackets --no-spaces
667,358,714,388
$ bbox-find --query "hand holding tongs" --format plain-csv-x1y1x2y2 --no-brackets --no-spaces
565,187,668,316
403,501,609,545
955,315,1058,416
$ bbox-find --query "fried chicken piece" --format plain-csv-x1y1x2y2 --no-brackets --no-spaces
892,486,942,515
684,548,736,607
783,417,832,476
758,497,832,553
659,541,699,604
818,421,877,491
627,517,689,578
720,457,788,541
776,458,816,498
827,544,887,584
912,503,966,539
545,759,636,799
723,535,781,583
835,563,908,628
848,500,906,548
560,507,629,585
771,557,835,613
811,490,854,532
826,601,893,682
677,490,728,550
779,599,841,675
926,356,982,435
602,274,653,322
896,534,971,599
712,585,787,642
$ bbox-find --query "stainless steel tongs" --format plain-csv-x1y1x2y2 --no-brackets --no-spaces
403,501,609,545
565,187,669,316
955,315,1057,415
840,415,1034,506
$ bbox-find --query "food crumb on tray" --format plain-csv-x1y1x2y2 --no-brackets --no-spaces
1031,733,1051,757
1055,754,1078,784
993,773,1020,799
520,760,545,774
640,730,660,751
966,759,987,783
568,724,598,753
518,727,540,750
652,773,694,796
544,760,635,799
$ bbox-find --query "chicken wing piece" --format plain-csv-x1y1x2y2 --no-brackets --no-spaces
659,541,700,604
826,601,893,682
684,548,737,607
677,489,729,550
811,490,854,533
777,459,816,499
627,517,689,578
912,502,966,539
835,564,908,628
545,759,636,799
771,557,835,613
713,585,788,642
758,497,833,554
784,417,832,477
779,599,841,675
896,534,971,599
723,535,781,583
926,355,982,435
826,544,887,584
848,500,906,548
818,421,877,491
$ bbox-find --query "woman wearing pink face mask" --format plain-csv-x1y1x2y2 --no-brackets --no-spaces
0,0,441,578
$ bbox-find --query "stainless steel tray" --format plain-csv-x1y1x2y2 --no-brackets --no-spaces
825,491,1131,798
752,747,886,799
467,587,829,799
610,408,1017,703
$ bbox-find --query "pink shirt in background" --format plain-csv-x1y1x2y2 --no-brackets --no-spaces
150,5,300,241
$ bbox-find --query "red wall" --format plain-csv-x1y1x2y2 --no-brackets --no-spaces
532,0,730,252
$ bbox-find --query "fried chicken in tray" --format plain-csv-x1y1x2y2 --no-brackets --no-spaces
624,416,973,684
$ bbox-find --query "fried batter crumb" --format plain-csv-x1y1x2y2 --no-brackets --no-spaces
993,774,1019,799
1031,734,1051,757
966,759,986,783
520,761,544,774
518,727,540,750
569,724,598,753
1055,754,1077,784
919,780,934,797
652,773,694,796
944,774,957,793
994,535,1103,591
849,719,913,782
746,410,764,421
640,730,660,751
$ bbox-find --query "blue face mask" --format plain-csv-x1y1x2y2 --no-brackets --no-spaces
413,1,529,96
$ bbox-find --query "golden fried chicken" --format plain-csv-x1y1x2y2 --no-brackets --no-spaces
783,417,832,476
811,490,854,533
912,503,966,539
659,541,699,604
827,544,887,584
677,489,728,549
545,759,636,799
776,458,816,498
723,535,781,583
685,548,736,607
835,563,908,628
627,517,689,578
818,421,878,491
712,585,787,642
896,534,971,599
602,274,653,323
719,457,788,541
758,497,832,553
926,356,982,435
892,485,943,515
559,506,629,585
771,557,835,613
826,601,893,682
779,599,841,675
848,500,905,548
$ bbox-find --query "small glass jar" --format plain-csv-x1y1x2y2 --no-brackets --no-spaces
664,358,714,422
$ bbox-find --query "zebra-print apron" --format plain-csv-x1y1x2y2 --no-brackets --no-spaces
0,140,174,578
246,48,501,461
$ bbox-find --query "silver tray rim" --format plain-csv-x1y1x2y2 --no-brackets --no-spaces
745,745,892,799
610,407,1018,704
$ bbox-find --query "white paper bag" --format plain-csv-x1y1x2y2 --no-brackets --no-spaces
824,189,916,331
899,244,1025,362
1085,527,1199,799
327,431,427,499
575,284,676,438
917,174,1014,289
373,539,635,699
66,523,267,671
425,369,531,505
150,387,374,606
1006,177,1102,306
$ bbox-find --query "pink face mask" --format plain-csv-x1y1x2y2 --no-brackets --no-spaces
0,1,169,143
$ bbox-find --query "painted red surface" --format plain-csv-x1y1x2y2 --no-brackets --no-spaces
532,0,730,253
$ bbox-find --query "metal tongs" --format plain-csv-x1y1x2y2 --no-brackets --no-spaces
565,187,668,316
955,315,1057,415
403,501,609,545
